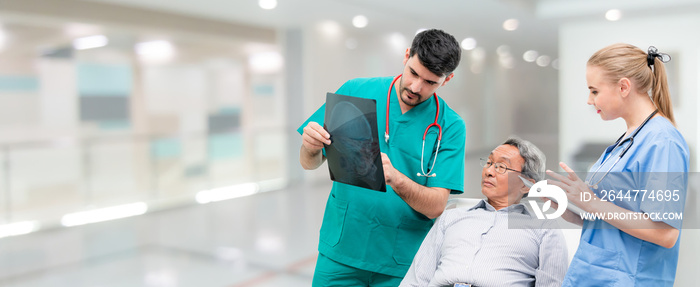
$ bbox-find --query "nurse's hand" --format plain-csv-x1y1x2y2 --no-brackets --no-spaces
549,164,680,248
301,121,331,153
546,162,599,214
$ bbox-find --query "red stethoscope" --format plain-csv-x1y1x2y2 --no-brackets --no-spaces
385,74,442,177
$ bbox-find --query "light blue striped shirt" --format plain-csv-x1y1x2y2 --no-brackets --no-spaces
400,199,568,287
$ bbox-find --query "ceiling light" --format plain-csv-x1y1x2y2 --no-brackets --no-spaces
257,178,287,192
605,9,622,21
256,232,285,253
470,47,486,62
499,55,515,69
259,0,277,10
388,32,407,52
352,15,368,28
503,19,519,31
0,30,6,51
415,28,428,35
551,59,560,70
61,202,148,227
496,45,511,57
460,38,477,51
73,35,108,50
523,50,538,62
248,51,284,74
0,221,40,238
318,20,342,39
536,55,551,67
135,40,175,62
196,183,260,204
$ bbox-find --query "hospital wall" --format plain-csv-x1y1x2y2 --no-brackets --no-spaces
558,12,700,287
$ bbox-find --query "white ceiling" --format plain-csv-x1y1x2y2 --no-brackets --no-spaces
2,0,699,66
79,0,558,56
78,0,700,60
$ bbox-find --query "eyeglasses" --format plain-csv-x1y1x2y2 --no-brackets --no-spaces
479,158,522,174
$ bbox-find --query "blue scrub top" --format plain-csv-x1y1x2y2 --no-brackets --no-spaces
297,76,466,277
563,116,689,287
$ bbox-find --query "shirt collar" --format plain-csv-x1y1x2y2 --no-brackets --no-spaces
469,199,531,216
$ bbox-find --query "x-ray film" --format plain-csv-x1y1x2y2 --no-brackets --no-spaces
324,93,386,192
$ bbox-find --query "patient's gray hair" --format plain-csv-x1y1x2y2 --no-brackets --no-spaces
503,136,546,183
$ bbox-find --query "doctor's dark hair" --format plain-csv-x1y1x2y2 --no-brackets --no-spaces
588,43,675,125
409,29,461,77
503,136,546,197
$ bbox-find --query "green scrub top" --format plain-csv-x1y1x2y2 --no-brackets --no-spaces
297,76,466,277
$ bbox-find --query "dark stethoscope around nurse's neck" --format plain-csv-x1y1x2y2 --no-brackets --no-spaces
385,74,442,178
586,109,658,189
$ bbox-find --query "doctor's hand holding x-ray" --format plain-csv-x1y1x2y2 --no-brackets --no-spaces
545,44,689,287
300,121,330,170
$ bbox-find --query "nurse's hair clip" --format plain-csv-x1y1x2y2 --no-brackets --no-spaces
647,46,671,67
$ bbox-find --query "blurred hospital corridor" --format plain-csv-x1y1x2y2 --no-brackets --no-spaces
2,0,700,286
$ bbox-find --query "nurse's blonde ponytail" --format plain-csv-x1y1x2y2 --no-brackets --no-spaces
587,43,675,125
648,49,674,125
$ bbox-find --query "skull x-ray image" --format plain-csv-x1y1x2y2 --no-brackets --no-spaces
324,93,386,192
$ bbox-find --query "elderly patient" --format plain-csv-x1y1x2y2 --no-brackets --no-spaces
400,137,567,287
